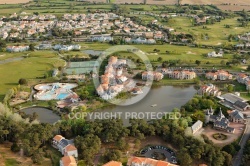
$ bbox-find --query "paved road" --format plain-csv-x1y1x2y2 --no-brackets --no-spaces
232,117,250,166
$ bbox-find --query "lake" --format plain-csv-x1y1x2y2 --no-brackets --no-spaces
21,107,61,124
89,85,197,125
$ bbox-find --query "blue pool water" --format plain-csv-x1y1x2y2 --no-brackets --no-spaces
56,93,69,100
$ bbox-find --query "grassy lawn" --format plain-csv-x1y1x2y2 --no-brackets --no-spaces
162,17,248,45
80,42,233,65
240,93,250,100
0,57,64,101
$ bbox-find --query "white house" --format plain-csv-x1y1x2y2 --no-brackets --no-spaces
90,34,113,42
191,120,203,134
207,49,223,58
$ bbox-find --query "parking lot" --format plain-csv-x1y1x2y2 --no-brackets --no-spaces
140,145,177,164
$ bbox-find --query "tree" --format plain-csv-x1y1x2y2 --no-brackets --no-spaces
116,138,128,151
247,65,250,71
103,149,122,162
18,78,27,85
227,84,234,92
177,148,192,166
157,57,163,62
29,43,35,51
195,60,201,66
31,148,44,164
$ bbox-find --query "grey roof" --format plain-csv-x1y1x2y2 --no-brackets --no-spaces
191,120,203,131
59,139,70,148
209,115,217,121
230,110,244,119
221,93,245,104
234,100,249,109
214,118,229,127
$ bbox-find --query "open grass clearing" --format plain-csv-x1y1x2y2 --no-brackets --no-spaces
0,57,64,100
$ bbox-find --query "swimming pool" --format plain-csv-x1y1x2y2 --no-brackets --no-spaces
56,93,70,100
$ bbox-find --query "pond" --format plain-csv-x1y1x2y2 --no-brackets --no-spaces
90,85,197,125
21,107,60,124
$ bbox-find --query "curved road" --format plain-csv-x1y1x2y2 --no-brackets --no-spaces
232,117,250,166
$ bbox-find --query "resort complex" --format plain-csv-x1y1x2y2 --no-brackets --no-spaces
34,83,78,101
1,1,250,166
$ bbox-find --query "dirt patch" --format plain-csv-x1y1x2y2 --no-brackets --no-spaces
0,0,30,4
186,51,196,55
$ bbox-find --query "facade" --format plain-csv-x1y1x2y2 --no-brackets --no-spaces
168,70,196,80
229,110,245,123
206,70,232,81
198,84,221,97
90,34,113,42
205,108,235,133
141,71,163,81
191,120,203,134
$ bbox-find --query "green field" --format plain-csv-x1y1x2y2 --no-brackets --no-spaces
0,55,64,100
162,17,248,45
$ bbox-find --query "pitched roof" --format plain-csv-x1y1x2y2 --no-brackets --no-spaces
65,144,77,152
103,161,122,166
230,110,244,119
61,156,77,166
234,100,249,109
53,135,64,142
191,120,203,131
128,157,175,166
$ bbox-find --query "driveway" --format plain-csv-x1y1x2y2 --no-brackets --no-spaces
232,117,250,166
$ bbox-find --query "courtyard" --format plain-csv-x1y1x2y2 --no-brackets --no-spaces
202,123,245,146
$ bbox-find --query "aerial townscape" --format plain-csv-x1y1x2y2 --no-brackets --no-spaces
1,0,250,166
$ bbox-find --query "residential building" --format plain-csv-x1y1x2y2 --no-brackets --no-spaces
191,120,203,134
6,46,29,52
207,49,223,58
236,73,250,90
52,135,78,158
206,70,232,81
60,156,77,166
205,108,235,133
141,71,163,81
90,34,113,42
168,70,196,80
229,110,245,123
198,84,221,96
127,156,178,166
